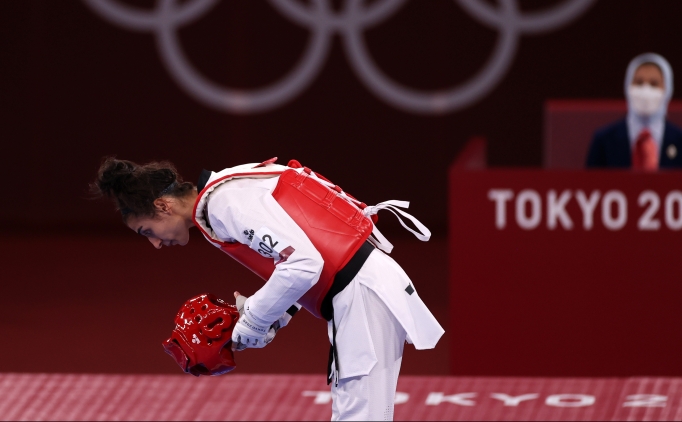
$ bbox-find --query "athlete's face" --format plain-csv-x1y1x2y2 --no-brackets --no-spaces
126,200,191,248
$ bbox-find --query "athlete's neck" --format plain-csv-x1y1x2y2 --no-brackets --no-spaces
181,189,200,229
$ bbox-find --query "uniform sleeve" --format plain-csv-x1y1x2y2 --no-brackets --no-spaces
206,177,323,326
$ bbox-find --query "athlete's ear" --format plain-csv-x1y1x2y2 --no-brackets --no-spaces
153,198,172,215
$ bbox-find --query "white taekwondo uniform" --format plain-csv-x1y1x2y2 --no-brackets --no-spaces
197,163,444,421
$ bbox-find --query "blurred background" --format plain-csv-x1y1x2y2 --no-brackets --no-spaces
2,0,681,378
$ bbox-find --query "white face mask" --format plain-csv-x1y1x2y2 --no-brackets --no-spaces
628,84,665,117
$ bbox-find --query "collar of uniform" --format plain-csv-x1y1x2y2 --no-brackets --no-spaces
197,169,213,192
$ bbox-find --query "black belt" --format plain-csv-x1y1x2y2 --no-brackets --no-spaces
322,240,375,385
320,241,375,321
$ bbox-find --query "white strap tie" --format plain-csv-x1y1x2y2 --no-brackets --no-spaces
296,168,431,254
362,201,431,253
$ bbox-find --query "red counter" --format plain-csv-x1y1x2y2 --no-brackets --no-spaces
449,168,682,376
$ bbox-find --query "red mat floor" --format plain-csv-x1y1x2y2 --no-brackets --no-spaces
1,374,680,421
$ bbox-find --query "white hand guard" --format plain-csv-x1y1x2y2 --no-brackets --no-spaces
232,294,300,351
231,313,274,351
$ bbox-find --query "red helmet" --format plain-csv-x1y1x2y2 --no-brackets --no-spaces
162,293,239,376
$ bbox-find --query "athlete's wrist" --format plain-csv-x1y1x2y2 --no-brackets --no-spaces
243,296,275,328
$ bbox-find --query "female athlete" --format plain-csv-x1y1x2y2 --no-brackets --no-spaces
92,156,444,421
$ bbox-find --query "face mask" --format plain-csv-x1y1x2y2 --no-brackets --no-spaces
628,84,665,117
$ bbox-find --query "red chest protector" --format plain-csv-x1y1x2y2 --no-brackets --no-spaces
192,160,373,319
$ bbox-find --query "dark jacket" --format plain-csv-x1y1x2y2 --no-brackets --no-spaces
586,119,682,168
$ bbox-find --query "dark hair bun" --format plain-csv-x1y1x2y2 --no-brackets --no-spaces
90,157,192,219
96,158,137,199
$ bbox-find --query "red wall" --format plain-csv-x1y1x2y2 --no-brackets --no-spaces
0,233,448,375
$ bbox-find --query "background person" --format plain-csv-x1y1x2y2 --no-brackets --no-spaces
586,53,682,170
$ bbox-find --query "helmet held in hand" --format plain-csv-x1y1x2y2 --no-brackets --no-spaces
162,293,239,376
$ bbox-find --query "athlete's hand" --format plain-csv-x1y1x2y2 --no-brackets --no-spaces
231,292,276,351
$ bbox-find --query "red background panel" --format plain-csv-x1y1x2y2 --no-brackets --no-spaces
0,233,448,376
449,168,682,376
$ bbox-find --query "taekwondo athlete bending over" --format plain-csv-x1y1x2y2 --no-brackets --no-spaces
91,156,444,421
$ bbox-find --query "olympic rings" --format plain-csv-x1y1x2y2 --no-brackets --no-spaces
82,0,596,114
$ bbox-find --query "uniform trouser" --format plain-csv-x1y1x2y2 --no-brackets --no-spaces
329,280,407,421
